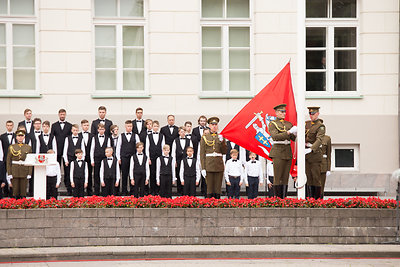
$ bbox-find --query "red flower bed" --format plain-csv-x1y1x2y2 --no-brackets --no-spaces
0,196,396,209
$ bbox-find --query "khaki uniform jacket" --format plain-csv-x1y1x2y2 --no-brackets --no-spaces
305,119,325,162
268,119,296,160
320,135,331,173
200,132,227,172
6,143,33,178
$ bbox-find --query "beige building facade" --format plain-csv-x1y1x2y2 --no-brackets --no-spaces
0,0,398,194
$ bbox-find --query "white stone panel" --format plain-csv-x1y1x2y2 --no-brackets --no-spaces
66,10,92,31
360,0,399,13
361,34,398,54
149,12,174,32
360,54,385,74
149,33,199,53
255,0,296,13
255,33,297,54
150,74,199,95
40,73,92,94
255,13,297,33
149,0,198,12
40,52,67,73
40,10,66,31
66,53,92,73
40,31,92,52
174,12,199,33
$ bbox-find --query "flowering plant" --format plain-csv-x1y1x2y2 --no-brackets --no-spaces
0,196,396,209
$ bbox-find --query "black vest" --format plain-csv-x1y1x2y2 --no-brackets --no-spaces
148,133,163,159
183,157,196,177
226,141,240,161
94,135,109,158
73,160,86,179
102,158,117,180
174,138,190,161
159,156,172,175
120,133,136,158
132,154,147,175
67,136,83,158
39,134,54,153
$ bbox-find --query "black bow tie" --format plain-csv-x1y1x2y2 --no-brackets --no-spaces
26,121,31,124
232,160,237,162
59,122,65,124
164,156,169,158
78,160,83,162
44,134,49,137
186,134,191,136
147,131,152,133
137,120,142,122
7,133,12,135
99,135,104,138
200,126,205,129
35,131,41,133
107,158,113,161
169,125,174,128
84,131,89,134
187,157,193,159
138,153,143,155
126,133,132,135
73,136,78,139
113,137,118,139
251,161,256,163
153,132,158,134
100,120,105,122
180,138,185,140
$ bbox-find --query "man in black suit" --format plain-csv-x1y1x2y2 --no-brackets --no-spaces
160,115,179,149
51,108,73,195
192,115,208,197
18,108,34,138
132,107,147,143
79,119,94,196
0,120,14,197
91,106,113,137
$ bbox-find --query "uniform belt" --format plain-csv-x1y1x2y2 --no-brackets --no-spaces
206,152,223,157
12,160,25,165
323,154,327,158
272,140,291,145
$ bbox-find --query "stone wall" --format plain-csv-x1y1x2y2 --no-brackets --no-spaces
0,208,396,248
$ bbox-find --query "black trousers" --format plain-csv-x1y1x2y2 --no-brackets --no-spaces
183,175,196,196
247,176,259,199
102,177,116,196
175,160,183,195
58,155,71,195
132,172,146,198
228,176,240,199
93,157,105,195
85,156,93,195
120,156,131,196
199,174,207,197
149,157,159,196
159,174,172,198
28,172,34,196
266,176,275,197
73,177,85,198
46,175,58,200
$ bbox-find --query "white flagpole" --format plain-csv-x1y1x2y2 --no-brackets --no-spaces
296,0,306,199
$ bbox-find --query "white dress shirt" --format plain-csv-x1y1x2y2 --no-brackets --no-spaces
0,141,3,161
63,135,86,162
99,157,121,184
129,152,150,182
81,131,90,146
179,157,201,183
90,134,112,163
115,132,140,160
244,159,264,185
224,158,245,183
25,120,32,133
59,121,65,130
156,155,176,183
135,119,143,133
69,159,88,184
145,132,165,158
46,162,61,186
6,132,13,144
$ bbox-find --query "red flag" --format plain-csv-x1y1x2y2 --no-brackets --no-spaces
221,62,297,173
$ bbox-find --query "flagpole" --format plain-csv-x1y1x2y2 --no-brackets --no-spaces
296,0,306,199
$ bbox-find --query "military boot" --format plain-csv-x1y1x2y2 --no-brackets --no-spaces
314,186,322,200
282,185,288,199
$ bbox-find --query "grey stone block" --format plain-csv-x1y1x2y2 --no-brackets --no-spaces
114,208,135,218
293,226,313,237
100,227,116,237
184,209,202,218
380,209,396,218
80,209,98,218
183,226,201,237
380,226,397,237
233,209,250,218
295,208,311,217
143,217,166,227
150,208,168,218
202,209,218,218
233,226,251,236
185,217,201,227
62,209,80,218
310,217,338,227
201,227,217,237
97,208,116,218
7,210,25,219
379,217,396,227
295,217,311,227
97,218,122,227
167,208,185,218
15,218,52,229
202,217,216,227
107,237,126,246
317,227,339,237
5,228,44,239
129,217,144,227
52,237,89,247
115,227,135,237
12,238,53,248
215,227,235,236
123,237,143,246
141,237,170,245
87,237,107,246
0,210,7,219
167,217,185,228
280,217,296,227
249,217,279,227
25,209,45,219
45,227,98,238
142,227,168,237
167,227,185,237
133,209,151,218
44,209,62,218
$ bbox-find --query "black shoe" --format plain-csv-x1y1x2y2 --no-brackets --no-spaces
314,186,322,199
282,185,288,199
215,194,221,199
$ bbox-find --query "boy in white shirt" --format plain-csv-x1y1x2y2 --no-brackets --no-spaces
224,149,244,199
244,152,264,199
179,146,200,196
70,149,88,198
129,142,150,198
156,144,176,198
100,147,120,196
45,149,61,199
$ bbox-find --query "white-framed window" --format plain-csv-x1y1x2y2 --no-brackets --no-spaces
332,144,359,172
92,0,148,97
0,0,38,96
305,0,358,97
200,0,253,98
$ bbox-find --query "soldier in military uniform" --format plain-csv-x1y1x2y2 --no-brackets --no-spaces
305,106,326,199
199,117,227,199
268,104,297,198
320,135,331,199
6,129,33,199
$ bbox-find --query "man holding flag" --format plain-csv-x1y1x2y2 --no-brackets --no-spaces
268,104,297,199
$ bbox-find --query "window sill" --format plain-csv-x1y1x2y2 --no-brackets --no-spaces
306,94,363,99
91,93,151,99
199,92,254,99
0,92,42,98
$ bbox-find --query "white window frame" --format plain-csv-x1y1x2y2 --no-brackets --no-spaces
0,0,39,97
331,144,359,172
92,0,149,98
305,0,360,99
200,0,253,98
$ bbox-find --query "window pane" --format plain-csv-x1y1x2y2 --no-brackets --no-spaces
123,70,144,90
0,47,5,67
334,27,356,47
95,48,116,68
202,0,223,18
202,27,221,47
95,26,115,46
123,48,144,68
334,72,356,91
335,148,354,167
13,47,35,67
227,0,249,18
123,26,144,46
334,50,356,69
13,25,34,45
229,27,249,47
96,70,116,90
95,0,117,17
229,71,250,91
306,72,326,91
202,71,222,91
121,0,143,17
332,0,356,18
306,50,326,69
229,49,249,69
0,24,5,44
306,0,328,18
0,69,5,89
13,69,35,90
306,27,326,47
203,49,222,69
10,0,34,15
0,0,7,15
